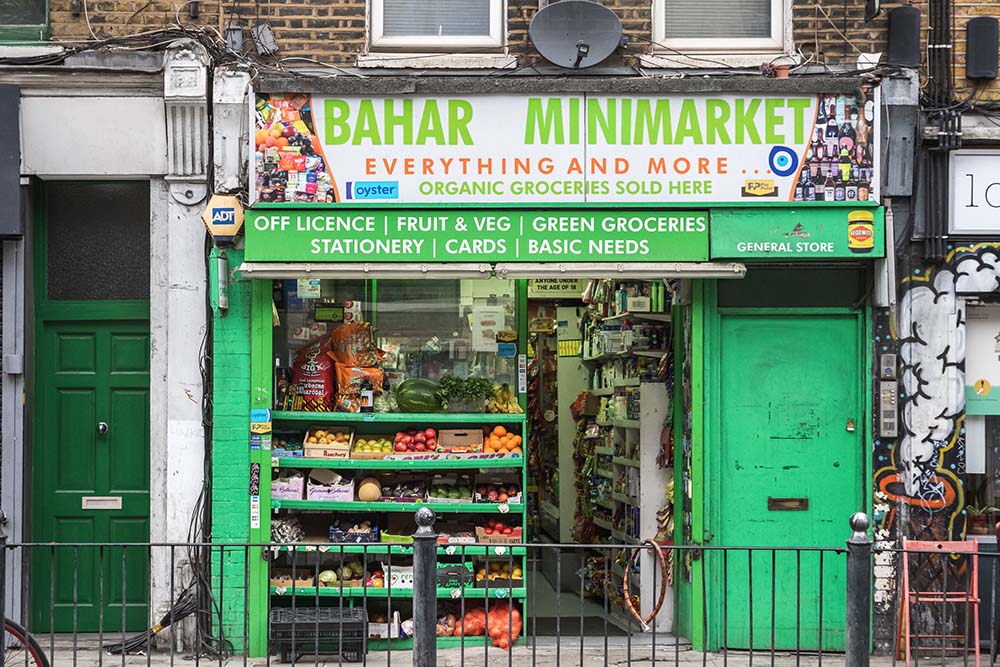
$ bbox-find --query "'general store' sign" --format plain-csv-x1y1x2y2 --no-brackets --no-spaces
253,91,879,205
245,208,709,262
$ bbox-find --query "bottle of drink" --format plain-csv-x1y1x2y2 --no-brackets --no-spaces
802,169,816,201
825,104,839,139
812,128,826,161
838,148,852,181
824,163,836,202
858,174,870,202
846,167,858,201
840,107,857,153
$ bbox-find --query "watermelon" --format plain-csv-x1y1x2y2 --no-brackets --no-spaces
395,378,444,413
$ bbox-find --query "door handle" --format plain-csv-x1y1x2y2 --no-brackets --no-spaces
97,421,109,435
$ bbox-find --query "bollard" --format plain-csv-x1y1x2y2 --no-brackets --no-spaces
846,512,872,667
413,507,438,667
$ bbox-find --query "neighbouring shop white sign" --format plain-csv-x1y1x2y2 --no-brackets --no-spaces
253,91,880,205
950,150,1000,233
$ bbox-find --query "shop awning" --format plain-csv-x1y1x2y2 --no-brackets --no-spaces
237,261,746,280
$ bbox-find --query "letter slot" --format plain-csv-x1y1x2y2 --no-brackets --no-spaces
82,496,123,510
767,497,809,511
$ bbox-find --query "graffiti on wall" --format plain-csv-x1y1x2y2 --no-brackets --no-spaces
875,242,1000,541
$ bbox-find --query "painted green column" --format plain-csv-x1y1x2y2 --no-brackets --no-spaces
209,247,253,651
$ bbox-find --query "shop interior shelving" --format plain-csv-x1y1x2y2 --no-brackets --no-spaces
267,411,529,649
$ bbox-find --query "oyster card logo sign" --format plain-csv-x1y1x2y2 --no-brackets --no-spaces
251,92,880,204
245,209,709,263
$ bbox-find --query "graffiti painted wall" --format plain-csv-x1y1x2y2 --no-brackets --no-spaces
878,243,1000,542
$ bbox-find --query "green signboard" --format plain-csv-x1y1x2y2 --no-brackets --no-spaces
709,207,885,260
245,208,709,263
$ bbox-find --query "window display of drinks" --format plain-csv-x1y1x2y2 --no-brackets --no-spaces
270,278,520,416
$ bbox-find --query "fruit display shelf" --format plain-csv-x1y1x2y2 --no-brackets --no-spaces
272,456,523,470
271,411,527,424
368,636,525,650
271,500,525,513
270,586,526,599
274,544,527,556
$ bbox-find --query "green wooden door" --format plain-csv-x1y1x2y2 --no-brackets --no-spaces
30,181,152,633
31,320,151,632
717,312,863,651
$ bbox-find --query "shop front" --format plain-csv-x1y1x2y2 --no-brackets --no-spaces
212,84,884,656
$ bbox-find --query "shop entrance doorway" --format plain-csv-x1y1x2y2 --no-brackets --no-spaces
30,182,151,632
716,310,863,651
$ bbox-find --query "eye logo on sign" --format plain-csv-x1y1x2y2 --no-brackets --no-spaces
769,146,799,177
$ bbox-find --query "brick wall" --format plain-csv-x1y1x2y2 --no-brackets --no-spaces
209,246,251,646
50,0,1000,100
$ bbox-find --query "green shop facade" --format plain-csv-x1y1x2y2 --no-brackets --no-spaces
211,85,885,655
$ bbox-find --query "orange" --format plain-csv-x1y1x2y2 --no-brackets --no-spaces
512,435,522,446
512,447,522,454
255,129,269,144
492,426,507,437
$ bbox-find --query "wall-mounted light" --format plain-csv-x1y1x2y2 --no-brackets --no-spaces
215,251,230,313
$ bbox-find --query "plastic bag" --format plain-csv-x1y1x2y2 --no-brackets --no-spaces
328,322,384,367
291,337,334,412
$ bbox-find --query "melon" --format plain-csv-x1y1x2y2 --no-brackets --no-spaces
357,477,382,502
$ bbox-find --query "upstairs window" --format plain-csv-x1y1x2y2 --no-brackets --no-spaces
0,0,49,41
370,0,504,51
653,0,785,52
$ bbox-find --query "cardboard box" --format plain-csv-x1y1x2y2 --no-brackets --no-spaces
303,426,353,459
368,611,402,640
438,429,484,453
270,571,314,588
475,526,523,544
306,469,354,501
474,475,522,504
271,474,305,500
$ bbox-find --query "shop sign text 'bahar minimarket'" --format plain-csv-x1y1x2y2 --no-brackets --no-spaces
245,209,709,263
253,91,879,205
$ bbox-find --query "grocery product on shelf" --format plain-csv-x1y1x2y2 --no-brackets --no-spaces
393,428,438,453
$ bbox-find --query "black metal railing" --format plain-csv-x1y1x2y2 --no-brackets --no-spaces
0,513,994,667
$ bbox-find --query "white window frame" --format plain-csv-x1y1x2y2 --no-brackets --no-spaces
651,0,789,55
369,0,505,52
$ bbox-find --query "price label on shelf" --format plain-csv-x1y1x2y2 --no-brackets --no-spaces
494,546,507,556
497,503,510,514
494,589,509,599
450,589,462,599
445,546,457,556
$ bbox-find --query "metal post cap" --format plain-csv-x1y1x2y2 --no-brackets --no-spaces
850,512,870,534
415,506,437,528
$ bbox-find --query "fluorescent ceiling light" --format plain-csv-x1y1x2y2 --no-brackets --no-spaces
238,262,495,279
494,262,747,279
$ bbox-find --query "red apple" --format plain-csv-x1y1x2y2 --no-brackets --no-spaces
483,528,493,535
415,443,427,452
402,435,412,445
424,428,436,439
502,528,513,535
414,434,426,444
394,443,407,452
395,433,404,443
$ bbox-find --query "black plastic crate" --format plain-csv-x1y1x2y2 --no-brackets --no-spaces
269,606,368,663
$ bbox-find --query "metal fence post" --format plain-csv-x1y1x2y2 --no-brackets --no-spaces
413,507,438,667
846,512,872,667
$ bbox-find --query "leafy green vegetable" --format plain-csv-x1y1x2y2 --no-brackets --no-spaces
437,375,494,407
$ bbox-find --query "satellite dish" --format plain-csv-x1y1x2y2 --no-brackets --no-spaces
529,0,623,69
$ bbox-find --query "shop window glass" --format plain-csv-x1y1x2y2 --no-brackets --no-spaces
273,278,517,408
45,182,150,301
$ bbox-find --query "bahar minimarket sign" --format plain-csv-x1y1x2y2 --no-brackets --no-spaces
253,91,879,205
